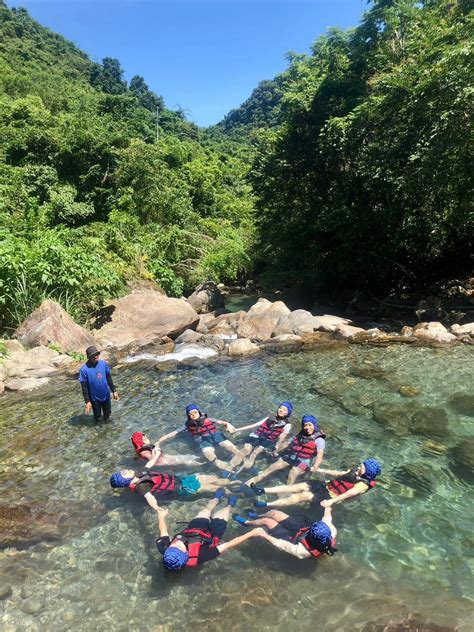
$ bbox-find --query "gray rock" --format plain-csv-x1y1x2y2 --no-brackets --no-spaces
24,366,59,378
335,324,366,339
186,281,225,314
5,377,50,392
0,584,12,600
2,339,24,354
447,393,474,417
413,322,457,343
174,329,203,345
349,365,387,380
199,335,225,352
411,407,448,438
20,597,44,616
451,322,474,336
394,463,435,496
449,437,474,483
14,299,94,352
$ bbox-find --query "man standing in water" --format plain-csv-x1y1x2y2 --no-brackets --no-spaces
79,346,119,422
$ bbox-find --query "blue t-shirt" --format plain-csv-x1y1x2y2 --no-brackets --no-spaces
79,359,111,402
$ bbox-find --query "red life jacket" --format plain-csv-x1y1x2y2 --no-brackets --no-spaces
175,527,219,568
185,416,218,437
288,430,325,460
327,470,376,496
292,528,337,558
134,470,177,494
255,416,288,442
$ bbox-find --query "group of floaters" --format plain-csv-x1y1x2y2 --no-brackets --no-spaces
109,401,382,572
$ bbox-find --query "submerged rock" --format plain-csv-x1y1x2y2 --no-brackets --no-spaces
411,407,448,438
0,584,12,600
398,385,422,397
447,393,474,417
350,365,387,380
372,402,415,434
449,437,474,483
20,598,44,616
394,463,436,496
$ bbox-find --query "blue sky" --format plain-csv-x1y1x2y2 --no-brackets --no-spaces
7,0,369,126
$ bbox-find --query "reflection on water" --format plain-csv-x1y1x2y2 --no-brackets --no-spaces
0,345,473,631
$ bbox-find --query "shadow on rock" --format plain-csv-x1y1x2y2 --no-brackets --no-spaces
393,463,436,496
447,393,474,417
448,437,474,484
410,407,449,439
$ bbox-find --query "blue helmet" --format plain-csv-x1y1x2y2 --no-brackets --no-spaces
363,459,381,481
302,414,318,431
185,403,200,417
278,401,293,417
110,472,133,488
309,521,332,546
163,546,189,572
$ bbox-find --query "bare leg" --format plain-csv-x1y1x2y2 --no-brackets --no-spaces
264,491,314,508
219,439,242,457
244,509,290,529
264,482,310,495
201,446,230,471
287,466,304,485
229,443,253,469
194,496,220,519
247,459,289,486
162,454,204,467
197,474,241,493
213,504,232,522
241,445,265,470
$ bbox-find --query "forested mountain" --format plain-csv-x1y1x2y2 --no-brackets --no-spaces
0,0,472,331
0,1,255,329
247,0,473,295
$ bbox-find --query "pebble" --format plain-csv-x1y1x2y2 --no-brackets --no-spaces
0,583,12,600
20,597,44,616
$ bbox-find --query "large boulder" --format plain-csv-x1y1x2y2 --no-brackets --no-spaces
335,323,367,339
312,315,353,333
273,309,320,336
204,310,246,337
3,345,60,379
236,299,291,341
451,322,474,337
14,300,94,353
228,338,261,357
412,322,457,343
93,290,199,348
186,281,225,314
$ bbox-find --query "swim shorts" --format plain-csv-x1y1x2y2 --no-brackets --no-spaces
247,435,276,450
282,454,311,471
178,474,202,496
197,432,227,449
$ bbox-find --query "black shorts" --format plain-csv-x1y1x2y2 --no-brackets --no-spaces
187,517,228,540
307,480,331,504
247,435,276,450
269,516,306,542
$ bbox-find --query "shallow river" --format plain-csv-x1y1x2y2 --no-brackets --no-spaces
0,344,473,631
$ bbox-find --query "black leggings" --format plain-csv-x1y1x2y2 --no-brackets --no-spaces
91,398,111,421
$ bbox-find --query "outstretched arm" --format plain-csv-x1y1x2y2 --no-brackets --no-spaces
144,491,163,513
217,527,263,554
316,467,350,477
156,507,169,537
234,418,268,433
157,429,181,445
211,418,236,434
258,531,311,559
322,505,337,539
311,449,325,473
274,430,291,452
320,482,367,507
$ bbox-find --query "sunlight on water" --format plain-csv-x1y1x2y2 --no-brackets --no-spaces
0,344,473,631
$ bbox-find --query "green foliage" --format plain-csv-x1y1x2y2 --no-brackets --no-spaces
0,2,256,329
252,0,473,294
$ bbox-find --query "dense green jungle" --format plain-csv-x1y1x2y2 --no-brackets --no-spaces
0,0,472,332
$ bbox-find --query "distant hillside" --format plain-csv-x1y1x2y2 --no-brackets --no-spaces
0,0,255,330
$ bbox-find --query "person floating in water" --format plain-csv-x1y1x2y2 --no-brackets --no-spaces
251,459,382,509
131,431,204,467
233,505,337,560
156,403,243,471
228,401,294,472
156,493,261,572
247,415,326,487
79,346,119,422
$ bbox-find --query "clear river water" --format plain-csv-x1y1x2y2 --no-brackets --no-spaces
0,343,473,631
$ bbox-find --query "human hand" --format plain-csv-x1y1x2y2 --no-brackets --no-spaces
320,499,332,508
84,402,92,414
225,422,236,434
157,507,169,516
113,391,120,401
252,527,266,538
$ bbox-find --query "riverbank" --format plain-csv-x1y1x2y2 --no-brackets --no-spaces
0,283,473,396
